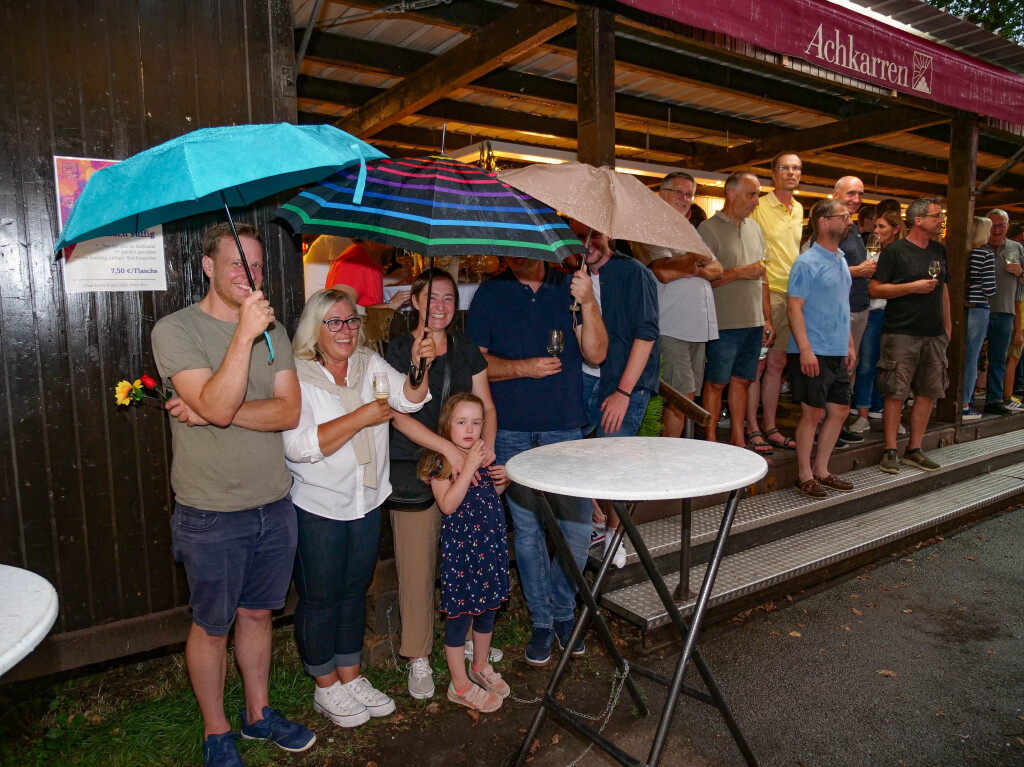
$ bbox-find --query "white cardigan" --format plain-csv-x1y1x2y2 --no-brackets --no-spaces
283,353,429,521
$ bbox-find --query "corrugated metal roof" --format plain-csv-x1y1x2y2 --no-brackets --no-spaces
844,0,1024,74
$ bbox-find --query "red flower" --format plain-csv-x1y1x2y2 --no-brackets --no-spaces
140,374,159,390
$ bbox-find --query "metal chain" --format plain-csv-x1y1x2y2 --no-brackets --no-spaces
502,661,632,767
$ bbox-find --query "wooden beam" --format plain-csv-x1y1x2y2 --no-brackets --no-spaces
976,190,1024,208
576,5,616,167
297,76,697,157
939,114,979,429
336,2,576,138
691,107,947,171
300,28,777,139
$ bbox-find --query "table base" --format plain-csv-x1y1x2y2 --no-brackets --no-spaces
513,489,757,767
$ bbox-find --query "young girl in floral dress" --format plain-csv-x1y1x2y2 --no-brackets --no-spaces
417,392,511,713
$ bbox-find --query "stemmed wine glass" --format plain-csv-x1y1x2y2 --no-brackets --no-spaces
928,260,941,279
865,233,881,261
372,372,391,401
547,329,564,357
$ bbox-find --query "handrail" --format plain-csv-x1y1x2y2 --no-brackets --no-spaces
659,379,711,429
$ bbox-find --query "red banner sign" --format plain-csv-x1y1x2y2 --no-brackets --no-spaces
621,0,1024,126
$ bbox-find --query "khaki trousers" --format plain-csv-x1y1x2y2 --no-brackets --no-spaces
390,503,442,659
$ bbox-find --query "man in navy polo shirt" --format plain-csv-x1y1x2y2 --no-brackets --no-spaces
787,198,857,499
468,256,607,666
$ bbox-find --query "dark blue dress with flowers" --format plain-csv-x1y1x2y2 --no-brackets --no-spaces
436,470,511,618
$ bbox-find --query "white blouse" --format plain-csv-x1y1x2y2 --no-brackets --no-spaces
283,353,429,521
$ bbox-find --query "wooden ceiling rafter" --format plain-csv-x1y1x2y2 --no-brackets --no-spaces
335,1,577,138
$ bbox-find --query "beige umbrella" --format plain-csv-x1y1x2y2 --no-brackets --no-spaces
498,162,712,257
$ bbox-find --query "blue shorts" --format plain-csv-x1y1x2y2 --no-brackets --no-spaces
581,372,652,437
704,326,764,385
171,496,298,636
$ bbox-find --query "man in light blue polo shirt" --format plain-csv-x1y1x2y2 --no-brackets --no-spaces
787,198,857,499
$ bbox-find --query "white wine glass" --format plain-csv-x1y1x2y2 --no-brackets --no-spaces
547,329,564,357
865,233,881,261
372,372,391,401
928,260,941,279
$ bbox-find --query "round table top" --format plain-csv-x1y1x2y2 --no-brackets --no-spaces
0,564,58,676
504,437,768,501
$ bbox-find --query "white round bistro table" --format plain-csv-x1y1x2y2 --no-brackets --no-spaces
505,437,767,767
0,564,59,677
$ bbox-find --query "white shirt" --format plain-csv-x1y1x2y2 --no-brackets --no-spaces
283,353,429,521
582,273,602,377
639,243,719,343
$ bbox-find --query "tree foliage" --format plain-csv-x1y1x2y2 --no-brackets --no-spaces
925,0,1024,44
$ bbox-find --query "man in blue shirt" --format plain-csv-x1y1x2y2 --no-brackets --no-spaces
568,218,660,568
467,257,607,666
787,199,857,499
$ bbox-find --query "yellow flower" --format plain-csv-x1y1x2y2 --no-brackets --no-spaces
114,380,136,406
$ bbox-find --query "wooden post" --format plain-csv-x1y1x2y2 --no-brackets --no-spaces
938,112,978,436
576,6,616,168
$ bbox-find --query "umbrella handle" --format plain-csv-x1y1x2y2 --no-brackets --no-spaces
222,195,274,364
408,259,434,388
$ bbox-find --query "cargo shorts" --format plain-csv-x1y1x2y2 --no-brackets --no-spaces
876,332,949,401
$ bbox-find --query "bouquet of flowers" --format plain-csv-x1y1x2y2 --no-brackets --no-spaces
114,374,171,409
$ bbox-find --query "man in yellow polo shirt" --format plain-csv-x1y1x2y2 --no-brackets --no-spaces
747,151,804,452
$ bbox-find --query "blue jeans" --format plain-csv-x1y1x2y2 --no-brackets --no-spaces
986,312,1015,405
292,505,381,676
581,373,652,437
852,309,885,410
964,306,990,406
171,496,297,636
495,428,592,630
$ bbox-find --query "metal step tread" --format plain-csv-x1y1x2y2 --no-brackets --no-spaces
601,463,1024,629
601,430,1024,568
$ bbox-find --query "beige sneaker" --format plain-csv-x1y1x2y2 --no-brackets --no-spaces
407,657,435,700
848,416,870,434
467,662,510,698
447,681,502,713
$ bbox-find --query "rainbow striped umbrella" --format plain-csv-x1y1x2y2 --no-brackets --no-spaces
274,155,586,263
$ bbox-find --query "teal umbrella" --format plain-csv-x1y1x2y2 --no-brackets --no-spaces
54,122,387,361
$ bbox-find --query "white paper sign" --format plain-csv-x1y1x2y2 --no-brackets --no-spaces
54,155,168,293
61,228,167,293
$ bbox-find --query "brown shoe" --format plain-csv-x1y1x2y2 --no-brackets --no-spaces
814,473,854,492
795,478,827,499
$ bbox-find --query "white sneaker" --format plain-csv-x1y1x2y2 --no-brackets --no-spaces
465,641,504,664
605,534,627,569
343,675,396,717
314,682,370,728
407,656,435,700
848,416,870,434
898,422,907,436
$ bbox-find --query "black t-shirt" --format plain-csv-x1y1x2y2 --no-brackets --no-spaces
874,238,948,337
384,332,487,461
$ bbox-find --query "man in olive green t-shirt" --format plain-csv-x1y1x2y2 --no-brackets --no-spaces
152,222,312,764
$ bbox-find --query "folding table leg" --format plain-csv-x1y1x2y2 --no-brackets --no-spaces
614,490,758,767
513,494,647,767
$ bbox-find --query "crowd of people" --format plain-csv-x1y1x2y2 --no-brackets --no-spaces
150,151,1024,765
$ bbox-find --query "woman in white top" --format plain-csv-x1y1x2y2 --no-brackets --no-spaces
283,288,434,729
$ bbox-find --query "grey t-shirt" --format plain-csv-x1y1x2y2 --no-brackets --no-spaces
988,239,1024,315
636,242,719,343
698,212,766,330
152,303,295,512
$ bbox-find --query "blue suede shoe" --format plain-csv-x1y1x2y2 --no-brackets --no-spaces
240,707,315,753
203,731,244,767
524,626,554,667
554,618,586,658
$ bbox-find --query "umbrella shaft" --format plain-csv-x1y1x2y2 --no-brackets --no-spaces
221,196,256,292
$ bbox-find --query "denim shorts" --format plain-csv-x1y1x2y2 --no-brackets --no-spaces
704,326,764,385
581,372,652,437
171,495,298,636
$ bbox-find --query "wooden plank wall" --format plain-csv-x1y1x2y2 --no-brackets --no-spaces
0,0,300,678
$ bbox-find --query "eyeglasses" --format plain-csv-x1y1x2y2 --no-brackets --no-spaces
663,188,695,199
824,213,852,221
323,317,362,332
777,165,802,172
921,212,946,219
